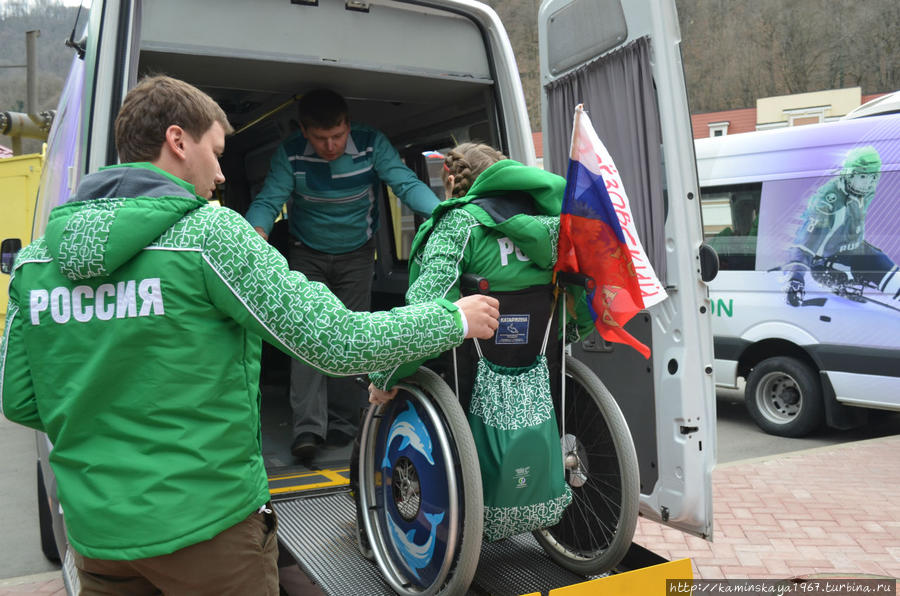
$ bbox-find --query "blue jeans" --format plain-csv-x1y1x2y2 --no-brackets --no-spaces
289,238,373,440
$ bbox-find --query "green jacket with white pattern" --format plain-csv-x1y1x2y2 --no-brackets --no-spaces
370,159,594,390
0,162,465,560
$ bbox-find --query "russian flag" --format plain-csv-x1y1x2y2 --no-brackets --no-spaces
555,105,667,359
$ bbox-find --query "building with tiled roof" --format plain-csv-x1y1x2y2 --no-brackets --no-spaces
689,88,888,139
525,88,890,159
691,107,757,138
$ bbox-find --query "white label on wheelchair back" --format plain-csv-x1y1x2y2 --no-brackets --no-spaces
495,314,530,345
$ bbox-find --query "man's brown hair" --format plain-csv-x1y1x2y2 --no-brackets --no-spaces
298,88,349,131
114,75,234,163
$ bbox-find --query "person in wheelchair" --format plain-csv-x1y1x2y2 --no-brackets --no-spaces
368,142,593,405
357,145,641,593
366,141,594,534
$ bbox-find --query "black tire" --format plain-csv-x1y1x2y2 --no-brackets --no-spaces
357,367,482,595
36,461,61,563
533,356,640,576
349,431,374,561
745,356,824,437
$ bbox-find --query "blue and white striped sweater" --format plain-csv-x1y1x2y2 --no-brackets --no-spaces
246,122,438,253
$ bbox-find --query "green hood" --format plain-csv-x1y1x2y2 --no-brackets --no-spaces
467,159,564,216
414,160,565,269
44,163,206,281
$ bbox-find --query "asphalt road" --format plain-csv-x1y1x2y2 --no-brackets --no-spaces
2,391,899,581
715,386,900,463
0,417,59,580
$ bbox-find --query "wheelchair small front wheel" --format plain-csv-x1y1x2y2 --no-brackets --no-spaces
533,356,640,576
357,367,483,595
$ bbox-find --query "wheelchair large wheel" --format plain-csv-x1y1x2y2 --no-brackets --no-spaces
533,356,640,576
358,367,483,595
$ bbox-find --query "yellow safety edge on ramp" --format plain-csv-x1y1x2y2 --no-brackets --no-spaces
268,467,350,495
546,558,693,595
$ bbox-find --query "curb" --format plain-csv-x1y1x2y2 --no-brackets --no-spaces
0,572,61,587
714,433,900,469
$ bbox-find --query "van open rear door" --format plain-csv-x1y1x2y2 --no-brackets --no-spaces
539,0,716,539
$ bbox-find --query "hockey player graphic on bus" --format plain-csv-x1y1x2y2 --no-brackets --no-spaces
783,146,900,308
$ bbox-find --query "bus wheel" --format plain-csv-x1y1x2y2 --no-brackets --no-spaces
745,356,824,437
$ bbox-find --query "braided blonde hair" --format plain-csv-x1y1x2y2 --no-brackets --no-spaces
442,142,507,199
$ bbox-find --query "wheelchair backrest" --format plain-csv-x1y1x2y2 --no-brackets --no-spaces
469,284,558,369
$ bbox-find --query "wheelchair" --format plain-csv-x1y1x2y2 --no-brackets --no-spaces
353,273,640,595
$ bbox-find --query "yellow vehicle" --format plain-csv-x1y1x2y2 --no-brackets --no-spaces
0,150,42,326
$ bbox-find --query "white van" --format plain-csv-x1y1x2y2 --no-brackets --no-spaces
697,112,900,437
4,0,716,592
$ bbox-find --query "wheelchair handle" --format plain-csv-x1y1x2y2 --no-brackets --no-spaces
556,271,596,292
460,273,491,295
462,272,594,294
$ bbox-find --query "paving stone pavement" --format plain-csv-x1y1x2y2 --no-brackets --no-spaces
0,573,65,596
3,435,898,594
634,434,900,581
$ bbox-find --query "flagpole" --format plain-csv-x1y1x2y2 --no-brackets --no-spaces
569,103,583,160
561,284,568,469
560,104,583,464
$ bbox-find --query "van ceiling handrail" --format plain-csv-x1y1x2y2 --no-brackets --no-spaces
233,94,302,136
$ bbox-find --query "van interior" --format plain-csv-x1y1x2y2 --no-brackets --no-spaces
136,1,505,278
133,0,507,476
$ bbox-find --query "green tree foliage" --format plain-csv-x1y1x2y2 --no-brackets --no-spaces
491,0,898,125
676,0,900,112
2,0,897,151
483,0,542,131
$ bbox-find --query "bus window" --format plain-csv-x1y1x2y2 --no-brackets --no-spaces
701,184,761,271
385,187,417,261
385,150,449,263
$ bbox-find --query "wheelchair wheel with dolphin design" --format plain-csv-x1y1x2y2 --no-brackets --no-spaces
532,355,640,575
357,367,483,595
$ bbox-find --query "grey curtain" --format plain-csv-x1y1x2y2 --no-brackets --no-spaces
544,35,667,283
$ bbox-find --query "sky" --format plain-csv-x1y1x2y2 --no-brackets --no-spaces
0,0,90,19
0,0,90,8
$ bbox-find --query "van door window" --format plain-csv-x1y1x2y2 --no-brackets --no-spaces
701,184,761,271
32,56,85,236
385,186,417,261
382,150,448,263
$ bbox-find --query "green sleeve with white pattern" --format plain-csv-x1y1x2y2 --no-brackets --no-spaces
0,297,45,432
371,209,477,389
406,209,479,305
201,207,464,376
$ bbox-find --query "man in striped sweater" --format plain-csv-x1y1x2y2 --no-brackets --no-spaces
245,88,439,460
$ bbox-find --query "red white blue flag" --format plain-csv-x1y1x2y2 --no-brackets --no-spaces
555,104,667,359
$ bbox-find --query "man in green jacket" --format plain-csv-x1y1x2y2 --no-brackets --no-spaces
0,76,499,595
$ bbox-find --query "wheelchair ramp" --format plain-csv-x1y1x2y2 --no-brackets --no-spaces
274,493,389,595
274,492,600,596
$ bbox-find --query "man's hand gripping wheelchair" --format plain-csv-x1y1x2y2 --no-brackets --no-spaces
351,273,640,595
